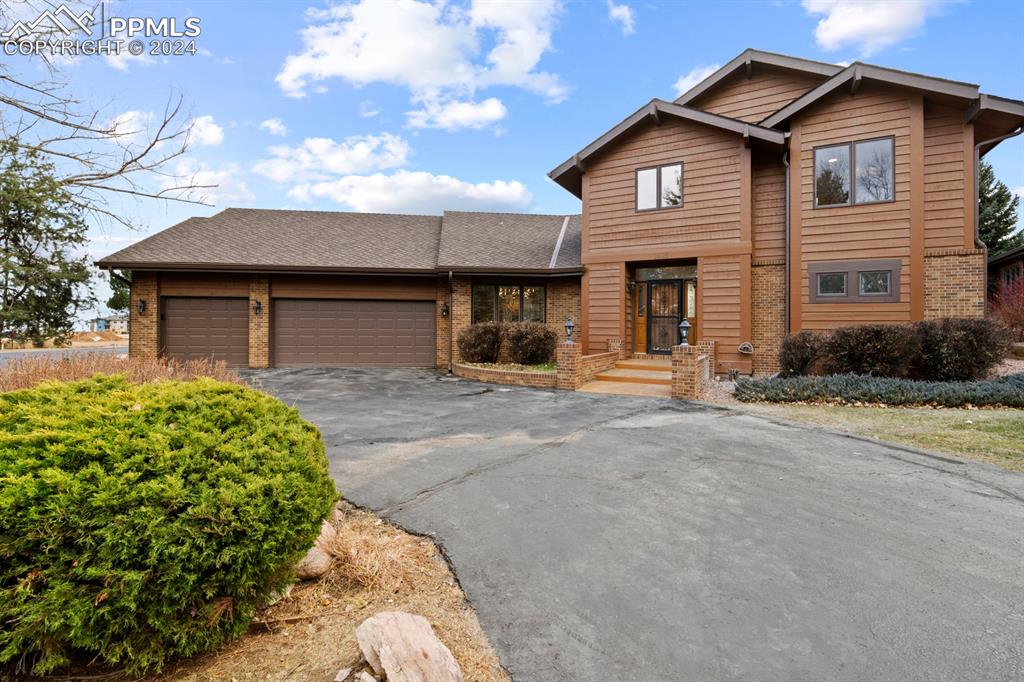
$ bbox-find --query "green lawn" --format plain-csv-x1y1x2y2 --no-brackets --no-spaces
740,403,1024,472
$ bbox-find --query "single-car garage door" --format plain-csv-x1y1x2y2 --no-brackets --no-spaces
273,299,435,367
161,297,249,366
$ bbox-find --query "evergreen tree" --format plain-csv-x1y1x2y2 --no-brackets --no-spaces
0,139,93,346
978,160,1022,254
107,272,131,313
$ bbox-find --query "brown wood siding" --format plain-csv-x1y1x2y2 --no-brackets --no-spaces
688,68,825,123
271,274,437,300
583,118,744,260
158,272,249,297
795,84,914,330
584,262,624,354
699,255,745,369
752,155,786,261
924,102,972,251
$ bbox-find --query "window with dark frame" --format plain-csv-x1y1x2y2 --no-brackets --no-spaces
808,259,902,304
471,283,546,323
636,162,683,211
814,137,894,208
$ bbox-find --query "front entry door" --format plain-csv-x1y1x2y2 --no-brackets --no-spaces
647,280,681,354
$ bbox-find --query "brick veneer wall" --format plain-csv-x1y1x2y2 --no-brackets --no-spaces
923,249,986,320
546,278,581,343
555,340,618,390
248,275,270,368
449,276,472,365
129,271,159,360
453,363,557,388
752,261,785,375
435,276,451,369
671,344,710,400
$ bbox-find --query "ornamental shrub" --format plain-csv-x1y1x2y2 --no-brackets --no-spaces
991,277,1024,342
505,321,558,365
777,318,1011,381
778,331,825,377
823,323,916,378
734,372,1024,408
457,322,504,363
0,376,337,675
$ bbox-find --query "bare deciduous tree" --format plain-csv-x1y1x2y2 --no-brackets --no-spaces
0,1,213,228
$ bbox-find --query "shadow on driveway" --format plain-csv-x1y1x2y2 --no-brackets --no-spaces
250,367,1024,682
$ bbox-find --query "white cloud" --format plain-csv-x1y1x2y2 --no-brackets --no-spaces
275,0,566,111
109,110,153,145
802,0,950,56
672,64,721,97
164,160,254,206
607,1,634,35
252,133,411,183
359,100,380,118
406,97,507,131
259,118,288,136
188,115,224,146
288,170,532,214
104,49,154,71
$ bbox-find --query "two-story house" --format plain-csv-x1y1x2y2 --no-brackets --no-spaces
99,50,1024,376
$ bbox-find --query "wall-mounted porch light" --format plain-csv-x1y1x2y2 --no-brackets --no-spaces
252,300,263,315
565,317,575,343
136,299,147,315
678,318,691,346
441,302,450,317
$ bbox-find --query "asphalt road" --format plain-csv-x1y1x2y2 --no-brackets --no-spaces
251,367,1024,682
0,346,126,366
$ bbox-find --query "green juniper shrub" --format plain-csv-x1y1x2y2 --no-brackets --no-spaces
734,372,1024,408
505,321,558,365
823,323,917,377
0,376,337,675
910,317,1013,381
778,330,826,377
457,322,505,363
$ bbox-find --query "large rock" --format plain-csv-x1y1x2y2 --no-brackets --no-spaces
294,519,338,580
356,611,463,682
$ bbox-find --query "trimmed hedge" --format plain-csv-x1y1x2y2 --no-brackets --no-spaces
778,318,1012,381
734,372,1024,408
505,321,558,365
0,376,337,675
457,322,504,363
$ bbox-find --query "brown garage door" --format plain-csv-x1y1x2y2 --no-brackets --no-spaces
161,297,249,366
273,299,435,367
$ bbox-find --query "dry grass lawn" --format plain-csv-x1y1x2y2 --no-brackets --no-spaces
0,353,242,392
158,504,508,682
739,402,1024,472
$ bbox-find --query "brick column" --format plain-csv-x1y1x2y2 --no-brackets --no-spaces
607,337,625,360
129,271,158,360
697,339,716,382
450,277,472,364
672,345,704,400
556,341,582,390
248,275,270,368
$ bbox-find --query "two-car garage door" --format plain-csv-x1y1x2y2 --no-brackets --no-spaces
273,299,435,367
160,297,435,368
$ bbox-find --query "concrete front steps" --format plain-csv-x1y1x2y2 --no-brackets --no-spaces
578,358,672,398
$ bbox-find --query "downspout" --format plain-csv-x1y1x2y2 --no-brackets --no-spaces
974,125,1023,296
447,270,454,375
782,149,791,335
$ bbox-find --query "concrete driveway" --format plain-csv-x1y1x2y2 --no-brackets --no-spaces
251,368,1024,682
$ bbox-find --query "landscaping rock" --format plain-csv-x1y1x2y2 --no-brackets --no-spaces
333,668,352,681
295,518,338,580
294,546,331,580
355,672,377,682
356,611,463,682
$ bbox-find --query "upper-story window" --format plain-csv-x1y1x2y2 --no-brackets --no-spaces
814,137,894,207
636,163,683,211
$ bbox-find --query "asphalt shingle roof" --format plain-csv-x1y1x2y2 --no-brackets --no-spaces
98,207,582,273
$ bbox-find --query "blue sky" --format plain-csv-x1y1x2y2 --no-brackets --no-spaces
7,0,1023,315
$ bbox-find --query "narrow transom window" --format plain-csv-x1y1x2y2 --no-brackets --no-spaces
859,271,891,296
814,137,894,207
816,272,847,296
636,163,683,211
